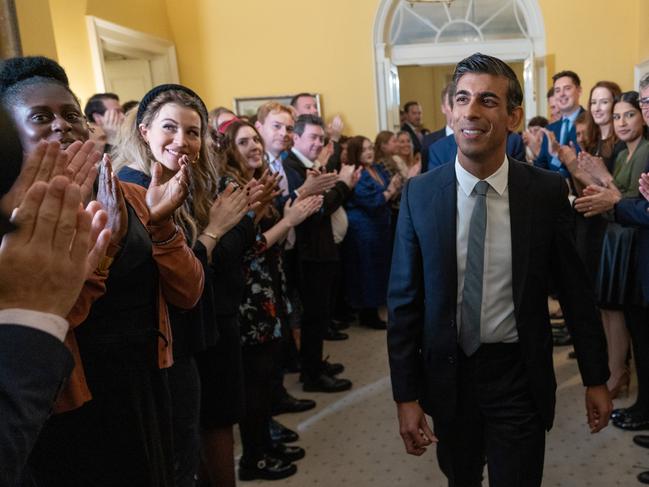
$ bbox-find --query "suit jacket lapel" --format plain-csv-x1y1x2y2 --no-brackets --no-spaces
432,164,458,309
508,159,532,316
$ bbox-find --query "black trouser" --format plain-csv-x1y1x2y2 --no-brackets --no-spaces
434,344,545,487
298,260,337,380
168,356,201,487
625,305,649,412
240,341,280,463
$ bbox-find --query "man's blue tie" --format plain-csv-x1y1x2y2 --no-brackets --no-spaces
460,180,489,356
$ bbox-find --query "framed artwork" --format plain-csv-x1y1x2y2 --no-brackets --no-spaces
233,94,321,118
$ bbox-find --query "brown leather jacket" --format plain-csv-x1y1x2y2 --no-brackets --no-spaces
55,182,204,413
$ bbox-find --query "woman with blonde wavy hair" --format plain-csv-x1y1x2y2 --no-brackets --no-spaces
113,84,258,487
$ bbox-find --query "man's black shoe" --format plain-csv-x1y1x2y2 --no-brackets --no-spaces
552,333,572,346
639,471,649,484
331,319,351,331
613,411,649,431
324,327,349,341
269,418,299,443
633,435,649,449
303,374,352,393
238,455,297,481
267,442,305,463
323,359,344,376
271,393,316,415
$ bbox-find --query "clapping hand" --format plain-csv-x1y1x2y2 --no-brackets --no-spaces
204,183,251,238
639,173,649,201
574,184,622,217
338,164,362,189
523,128,543,159
327,115,344,142
96,154,128,246
146,157,190,224
299,169,338,197
557,142,578,173
578,152,613,187
102,109,125,145
540,128,559,158
283,195,323,227
0,177,111,318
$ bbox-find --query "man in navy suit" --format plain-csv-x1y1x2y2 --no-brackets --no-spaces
421,84,455,172
401,101,426,156
426,131,526,172
387,53,611,487
534,70,585,179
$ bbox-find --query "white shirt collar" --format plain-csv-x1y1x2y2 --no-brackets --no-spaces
455,155,509,197
291,147,314,169
445,125,454,136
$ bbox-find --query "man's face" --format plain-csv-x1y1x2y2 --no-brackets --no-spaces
452,73,522,164
294,96,318,116
640,85,649,126
553,76,581,115
292,123,324,161
406,104,422,127
548,95,560,122
255,110,294,157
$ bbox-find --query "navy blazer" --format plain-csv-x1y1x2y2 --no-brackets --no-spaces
420,127,447,173
387,159,608,430
615,194,649,302
426,132,526,172
534,107,585,176
0,325,73,485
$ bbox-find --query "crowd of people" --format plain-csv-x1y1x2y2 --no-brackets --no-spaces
1,50,649,487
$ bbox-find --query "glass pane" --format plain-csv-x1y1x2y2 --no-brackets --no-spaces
394,6,438,44
480,3,525,39
437,21,482,43
465,0,511,26
407,1,448,27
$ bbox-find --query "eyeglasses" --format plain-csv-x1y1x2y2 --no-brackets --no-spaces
639,97,649,108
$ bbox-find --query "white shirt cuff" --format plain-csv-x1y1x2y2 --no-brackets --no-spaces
0,309,69,342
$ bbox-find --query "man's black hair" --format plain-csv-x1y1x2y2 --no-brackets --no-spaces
552,70,581,88
84,92,120,121
451,52,523,114
294,114,324,136
290,92,315,108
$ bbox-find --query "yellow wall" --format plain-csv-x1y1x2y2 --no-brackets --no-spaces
14,0,649,133
539,0,639,93
46,0,172,104
15,0,58,60
165,0,381,137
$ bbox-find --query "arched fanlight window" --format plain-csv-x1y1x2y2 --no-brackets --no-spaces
391,0,529,46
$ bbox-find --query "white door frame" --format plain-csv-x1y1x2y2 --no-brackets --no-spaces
373,0,547,130
86,16,179,93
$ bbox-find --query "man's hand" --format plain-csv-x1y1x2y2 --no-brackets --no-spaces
0,177,111,318
397,401,437,456
101,108,125,145
585,385,612,433
327,115,344,142
338,164,362,189
298,170,338,197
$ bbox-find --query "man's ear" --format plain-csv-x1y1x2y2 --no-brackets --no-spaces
507,106,524,132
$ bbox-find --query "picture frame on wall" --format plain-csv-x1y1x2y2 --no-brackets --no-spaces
233,94,322,118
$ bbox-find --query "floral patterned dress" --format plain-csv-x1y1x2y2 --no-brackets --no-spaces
238,211,290,347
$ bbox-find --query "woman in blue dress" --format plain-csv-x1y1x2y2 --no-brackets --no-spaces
343,136,402,329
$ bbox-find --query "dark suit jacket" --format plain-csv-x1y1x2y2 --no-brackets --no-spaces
426,132,526,172
421,127,447,173
615,194,649,302
0,325,73,486
534,108,585,176
387,159,608,430
400,123,423,156
284,150,350,262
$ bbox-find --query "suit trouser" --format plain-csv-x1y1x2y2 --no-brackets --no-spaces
434,344,546,487
298,260,337,380
625,305,649,411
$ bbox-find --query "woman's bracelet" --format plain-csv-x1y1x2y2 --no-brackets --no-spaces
152,225,179,245
201,231,220,243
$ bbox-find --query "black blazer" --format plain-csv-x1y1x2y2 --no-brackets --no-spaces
283,150,350,262
387,159,609,430
0,325,73,486
420,127,447,172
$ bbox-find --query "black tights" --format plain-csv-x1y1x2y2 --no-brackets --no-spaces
625,305,649,413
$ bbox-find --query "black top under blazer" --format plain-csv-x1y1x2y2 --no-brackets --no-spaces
387,159,609,430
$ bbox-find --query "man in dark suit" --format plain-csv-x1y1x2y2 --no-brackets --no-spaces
284,114,360,393
421,84,455,172
427,131,526,172
387,53,611,487
534,70,585,179
401,101,426,156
